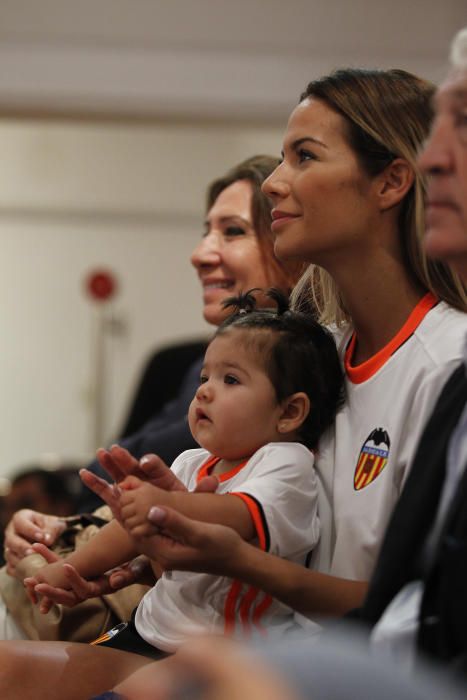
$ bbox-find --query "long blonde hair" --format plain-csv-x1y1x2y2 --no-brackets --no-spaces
290,68,467,324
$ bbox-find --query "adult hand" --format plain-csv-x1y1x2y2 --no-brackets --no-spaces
82,449,219,521
95,445,186,488
3,509,66,577
95,446,219,493
143,506,244,576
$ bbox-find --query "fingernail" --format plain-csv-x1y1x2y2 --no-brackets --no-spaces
112,575,124,587
33,532,43,541
43,533,52,544
25,548,34,556
148,506,165,523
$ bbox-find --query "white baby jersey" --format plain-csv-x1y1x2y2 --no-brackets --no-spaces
311,295,467,582
135,442,319,652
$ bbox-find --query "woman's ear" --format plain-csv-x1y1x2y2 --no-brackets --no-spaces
277,392,310,436
376,157,415,211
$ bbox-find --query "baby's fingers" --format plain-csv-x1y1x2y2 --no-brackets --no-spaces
23,577,39,605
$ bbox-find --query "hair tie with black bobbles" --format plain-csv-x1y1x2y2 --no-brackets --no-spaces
222,288,260,316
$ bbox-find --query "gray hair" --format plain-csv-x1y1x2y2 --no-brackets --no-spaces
450,28,467,70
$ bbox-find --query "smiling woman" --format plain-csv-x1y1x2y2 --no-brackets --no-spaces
191,157,302,325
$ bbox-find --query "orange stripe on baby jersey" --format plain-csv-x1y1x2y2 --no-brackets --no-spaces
231,493,269,551
196,456,249,484
345,292,438,384
239,586,261,637
252,593,274,636
224,580,243,635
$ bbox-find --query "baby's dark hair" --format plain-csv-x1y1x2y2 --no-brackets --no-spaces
214,289,344,449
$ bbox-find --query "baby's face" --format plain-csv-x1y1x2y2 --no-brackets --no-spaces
188,331,283,461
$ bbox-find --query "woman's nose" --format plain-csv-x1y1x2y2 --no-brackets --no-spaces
190,232,222,270
261,162,290,200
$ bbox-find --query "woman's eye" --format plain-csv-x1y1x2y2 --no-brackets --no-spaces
224,226,246,237
297,148,316,163
224,374,239,385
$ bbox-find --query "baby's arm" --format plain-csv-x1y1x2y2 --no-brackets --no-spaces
26,519,138,594
119,477,255,543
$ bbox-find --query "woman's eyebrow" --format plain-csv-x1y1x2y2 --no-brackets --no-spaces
293,136,328,149
281,136,328,157
204,215,251,228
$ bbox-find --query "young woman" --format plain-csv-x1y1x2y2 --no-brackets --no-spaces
1,70,467,699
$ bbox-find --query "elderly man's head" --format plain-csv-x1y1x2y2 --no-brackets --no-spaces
419,28,467,282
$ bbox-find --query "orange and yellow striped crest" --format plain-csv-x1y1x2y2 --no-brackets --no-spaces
354,429,390,491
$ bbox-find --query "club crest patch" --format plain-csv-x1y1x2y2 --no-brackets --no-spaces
354,428,390,491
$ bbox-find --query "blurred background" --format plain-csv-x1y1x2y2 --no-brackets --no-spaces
0,0,464,489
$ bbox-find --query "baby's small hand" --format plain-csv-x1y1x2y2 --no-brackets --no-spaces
24,559,71,612
120,477,171,539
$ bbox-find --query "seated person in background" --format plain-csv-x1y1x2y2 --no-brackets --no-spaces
0,466,82,564
117,339,208,442
25,289,343,666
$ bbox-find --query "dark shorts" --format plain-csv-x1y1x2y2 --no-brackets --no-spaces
91,612,169,661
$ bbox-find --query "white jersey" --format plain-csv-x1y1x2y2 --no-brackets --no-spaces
311,295,467,583
135,442,319,652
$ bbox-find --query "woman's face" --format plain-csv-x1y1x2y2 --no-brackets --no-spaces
262,97,379,270
191,179,273,326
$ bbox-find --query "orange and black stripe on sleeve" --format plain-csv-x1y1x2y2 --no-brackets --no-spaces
230,492,270,552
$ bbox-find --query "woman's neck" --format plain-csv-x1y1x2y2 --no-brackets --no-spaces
332,251,427,365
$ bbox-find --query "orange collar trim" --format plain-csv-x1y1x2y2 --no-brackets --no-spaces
196,455,250,484
344,292,438,385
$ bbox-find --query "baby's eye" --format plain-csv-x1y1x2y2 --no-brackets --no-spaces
224,226,246,237
224,374,239,385
199,374,208,384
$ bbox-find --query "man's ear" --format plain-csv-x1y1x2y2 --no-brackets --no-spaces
376,157,415,211
277,392,310,436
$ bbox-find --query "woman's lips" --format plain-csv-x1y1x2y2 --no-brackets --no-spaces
270,211,300,231
201,280,235,301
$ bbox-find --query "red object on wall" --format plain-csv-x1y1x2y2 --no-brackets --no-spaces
85,269,117,302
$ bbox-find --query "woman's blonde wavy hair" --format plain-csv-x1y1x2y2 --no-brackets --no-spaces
290,68,467,325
